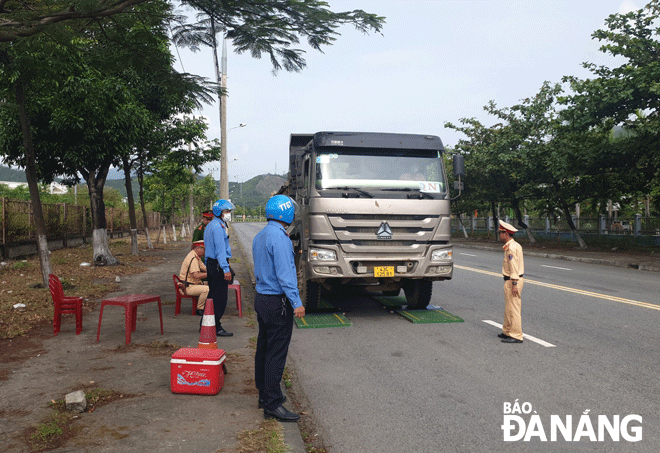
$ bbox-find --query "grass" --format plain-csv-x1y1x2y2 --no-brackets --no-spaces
28,386,133,452
283,367,292,389
28,412,73,452
237,419,289,453
244,307,256,327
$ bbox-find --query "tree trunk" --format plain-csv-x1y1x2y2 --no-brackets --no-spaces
189,170,195,228
560,199,587,249
84,165,119,265
121,155,139,255
512,198,536,244
491,202,498,242
92,229,118,266
137,159,153,249
457,213,468,238
14,75,52,286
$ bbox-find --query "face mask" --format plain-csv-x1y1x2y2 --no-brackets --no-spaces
221,213,229,222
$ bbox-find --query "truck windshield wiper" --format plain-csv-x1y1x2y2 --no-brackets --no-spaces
336,187,374,198
381,188,434,199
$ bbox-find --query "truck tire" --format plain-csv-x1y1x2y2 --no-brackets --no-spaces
403,280,432,309
296,258,320,311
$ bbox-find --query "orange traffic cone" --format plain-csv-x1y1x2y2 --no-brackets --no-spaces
198,298,217,349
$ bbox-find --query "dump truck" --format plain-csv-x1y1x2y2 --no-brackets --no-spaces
283,131,464,310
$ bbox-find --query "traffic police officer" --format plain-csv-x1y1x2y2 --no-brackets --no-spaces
252,195,305,422
498,219,524,343
204,199,234,337
192,210,213,243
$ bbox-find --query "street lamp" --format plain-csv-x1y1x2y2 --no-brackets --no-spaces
230,123,247,131
221,123,247,199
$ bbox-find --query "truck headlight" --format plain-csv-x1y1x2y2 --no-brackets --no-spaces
431,249,452,261
309,248,336,261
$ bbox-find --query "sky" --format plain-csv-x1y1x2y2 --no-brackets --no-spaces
171,0,641,183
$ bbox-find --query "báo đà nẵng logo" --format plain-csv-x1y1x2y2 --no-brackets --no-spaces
502,400,642,442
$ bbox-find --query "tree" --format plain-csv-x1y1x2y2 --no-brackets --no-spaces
561,5,660,209
1,0,384,277
0,1,152,42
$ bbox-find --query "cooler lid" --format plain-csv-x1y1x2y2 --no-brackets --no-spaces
171,348,225,361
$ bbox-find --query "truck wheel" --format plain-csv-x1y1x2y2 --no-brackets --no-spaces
403,280,432,309
296,259,320,311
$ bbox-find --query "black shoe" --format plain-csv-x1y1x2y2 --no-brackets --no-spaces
216,328,233,337
259,396,286,409
264,405,300,422
501,337,523,343
196,309,204,316
497,333,510,339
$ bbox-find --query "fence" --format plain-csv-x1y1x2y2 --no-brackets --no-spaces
1,198,162,258
454,215,660,246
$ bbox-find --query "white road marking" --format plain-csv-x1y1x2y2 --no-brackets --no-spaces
541,264,572,271
459,253,477,257
482,320,556,347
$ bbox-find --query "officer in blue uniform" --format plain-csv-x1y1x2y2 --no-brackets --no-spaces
252,195,305,422
204,199,235,337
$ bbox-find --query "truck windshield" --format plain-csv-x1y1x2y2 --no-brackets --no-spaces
315,150,446,194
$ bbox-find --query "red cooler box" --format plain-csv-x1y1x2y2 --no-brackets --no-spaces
170,348,226,395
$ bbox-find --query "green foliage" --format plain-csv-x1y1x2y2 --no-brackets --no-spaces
29,412,71,450
174,0,384,73
11,261,30,270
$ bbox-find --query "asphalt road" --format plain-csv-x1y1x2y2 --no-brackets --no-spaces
233,223,660,453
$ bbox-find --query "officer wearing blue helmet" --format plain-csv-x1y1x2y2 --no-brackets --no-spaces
203,199,235,336
252,194,305,422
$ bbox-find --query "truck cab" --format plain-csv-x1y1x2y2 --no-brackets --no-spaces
286,131,462,310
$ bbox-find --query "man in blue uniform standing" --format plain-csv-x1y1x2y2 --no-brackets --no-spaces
252,195,305,422
204,199,235,337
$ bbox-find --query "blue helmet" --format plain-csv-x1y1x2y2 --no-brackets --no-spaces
265,195,296,224
212,199,236,217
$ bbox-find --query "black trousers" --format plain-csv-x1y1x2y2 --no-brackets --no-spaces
206,258,229,328
254,293,294,411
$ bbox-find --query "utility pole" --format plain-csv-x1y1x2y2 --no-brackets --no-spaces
220,38,229,199
188,142,194,228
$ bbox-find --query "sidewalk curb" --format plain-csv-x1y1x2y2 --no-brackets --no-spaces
454,243,660,273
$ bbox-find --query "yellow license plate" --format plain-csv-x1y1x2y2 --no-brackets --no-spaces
374,266,394,277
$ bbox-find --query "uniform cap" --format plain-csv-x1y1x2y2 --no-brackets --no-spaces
499,220,518,234
202,211,213,219
193,240,205,247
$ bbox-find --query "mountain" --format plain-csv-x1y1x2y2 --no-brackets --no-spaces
229,174,287,209
0,165,27,182
1,165,287,209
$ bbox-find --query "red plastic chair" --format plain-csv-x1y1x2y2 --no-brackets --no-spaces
228,280,243,317
173,274,197,315
48,274,83,335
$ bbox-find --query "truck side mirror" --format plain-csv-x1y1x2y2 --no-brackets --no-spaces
453,154,465,177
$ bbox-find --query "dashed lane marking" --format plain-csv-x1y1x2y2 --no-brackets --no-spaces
541,264,572,271
483,320,556,347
